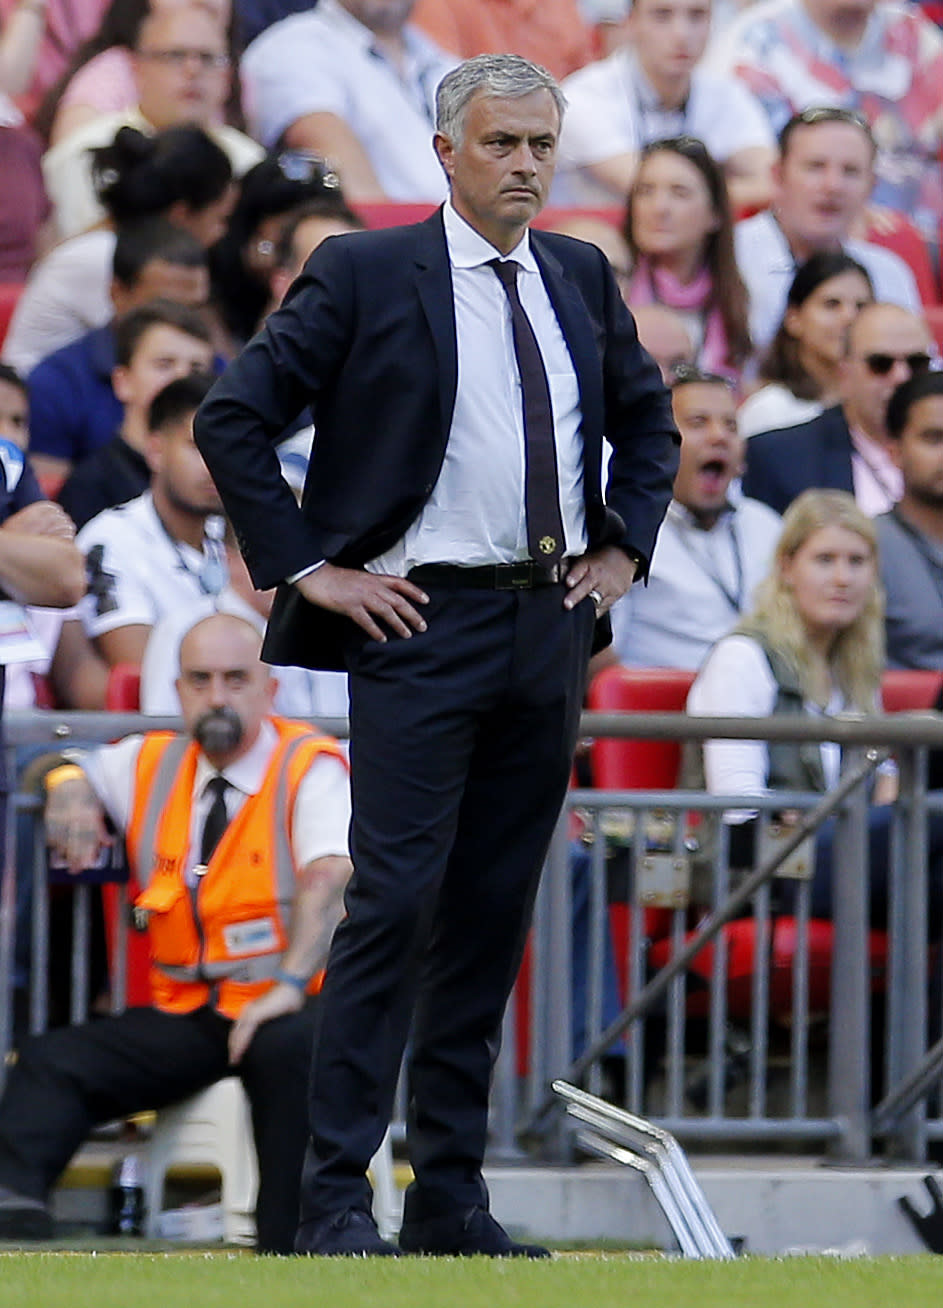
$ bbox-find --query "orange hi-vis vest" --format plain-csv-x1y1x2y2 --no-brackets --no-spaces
125,717,347,1019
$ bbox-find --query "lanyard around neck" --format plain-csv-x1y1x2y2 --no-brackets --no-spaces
677,511,745,613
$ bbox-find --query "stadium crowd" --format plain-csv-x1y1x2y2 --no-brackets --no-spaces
0,0,940,1254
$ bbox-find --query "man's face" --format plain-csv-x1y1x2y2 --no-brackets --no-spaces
115,257,210,316
670,381,742,520
148,411,224,516
839,306,933,440
774,123,875,247
340,0,414,33
802,0,876,44
176,615,275,764
628,0,712,84
113,323,213,422
634,305,695,383
434,89,560,252
888,395,943,511
0,379,28,451
270,215,362,304
135,7,230,130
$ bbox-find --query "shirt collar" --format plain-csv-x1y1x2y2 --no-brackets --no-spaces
194,717,278,800
623,49,682,114
667,497,737,531
443,199,539,274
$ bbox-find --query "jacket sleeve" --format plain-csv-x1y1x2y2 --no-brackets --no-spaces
193,235,357,591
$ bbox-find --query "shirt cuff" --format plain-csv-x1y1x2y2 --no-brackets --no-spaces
286,559,326,584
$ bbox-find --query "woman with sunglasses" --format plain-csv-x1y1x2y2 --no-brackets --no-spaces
739,251,874,439
622,136,752,388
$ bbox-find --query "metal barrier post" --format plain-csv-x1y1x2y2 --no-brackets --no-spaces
885,743,929,1159
827,746,872,1163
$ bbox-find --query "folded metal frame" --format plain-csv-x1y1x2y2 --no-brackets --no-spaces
553,1080,736,1259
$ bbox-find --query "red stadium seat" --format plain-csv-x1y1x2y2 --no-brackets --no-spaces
881,668,942,713
104,663,141,711
0,282,23,350
588,665,695,790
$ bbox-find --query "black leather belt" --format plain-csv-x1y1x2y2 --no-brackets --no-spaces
407,561,567,590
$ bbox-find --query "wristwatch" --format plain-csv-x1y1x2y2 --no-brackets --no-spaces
274,967,308,992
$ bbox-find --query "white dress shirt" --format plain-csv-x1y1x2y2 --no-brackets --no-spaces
367,201,586,575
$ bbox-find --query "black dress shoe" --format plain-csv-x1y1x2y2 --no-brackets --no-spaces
0,1188,53,1241
398,1205,550,1258
295,1208,401,1257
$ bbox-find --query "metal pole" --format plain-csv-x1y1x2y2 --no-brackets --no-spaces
827,747,872,1163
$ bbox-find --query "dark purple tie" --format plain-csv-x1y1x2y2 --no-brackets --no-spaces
489,259,565,567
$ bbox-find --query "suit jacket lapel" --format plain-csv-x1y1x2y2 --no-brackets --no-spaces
821,408,856,494
413,209,458,439
530,234,603,446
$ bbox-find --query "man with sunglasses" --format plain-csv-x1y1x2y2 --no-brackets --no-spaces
743,302,934,515
734,108,921,351
709,0,943,253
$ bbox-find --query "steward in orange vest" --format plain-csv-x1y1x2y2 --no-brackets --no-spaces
128,717,346,1019
0,613,352,1255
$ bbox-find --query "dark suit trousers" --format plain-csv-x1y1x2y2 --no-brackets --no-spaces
298,584,596,1226
0,1000,319,1253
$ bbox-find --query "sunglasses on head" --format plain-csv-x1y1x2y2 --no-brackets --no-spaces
275,150,340,189
795,105,871,132
862,352,932,376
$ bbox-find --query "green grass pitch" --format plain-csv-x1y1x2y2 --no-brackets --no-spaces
4,1251,943,1308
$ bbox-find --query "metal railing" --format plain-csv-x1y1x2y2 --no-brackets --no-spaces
3,706,943,1169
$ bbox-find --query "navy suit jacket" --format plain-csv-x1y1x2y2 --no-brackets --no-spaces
195,209,679,671
741,405,855,516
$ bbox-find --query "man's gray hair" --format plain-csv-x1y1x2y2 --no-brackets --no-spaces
435,54,566,146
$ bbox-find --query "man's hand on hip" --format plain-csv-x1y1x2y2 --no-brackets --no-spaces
294,563,429,642
563,546,637,616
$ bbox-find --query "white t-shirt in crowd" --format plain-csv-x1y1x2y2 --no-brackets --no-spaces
734,210,922,351
553,49,774,206
687,632,846,814
140,588,349,726
737,384,823,439
1,229,114,376
241,0,455,201
77,491,227,640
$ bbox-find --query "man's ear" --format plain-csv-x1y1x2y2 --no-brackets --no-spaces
111,364,132,405
143,428,164,476
433,132,455,179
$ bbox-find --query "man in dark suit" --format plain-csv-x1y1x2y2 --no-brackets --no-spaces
194,53,678,1258
742,302,934,516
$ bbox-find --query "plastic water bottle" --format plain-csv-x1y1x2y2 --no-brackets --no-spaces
110,1153,146,1236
